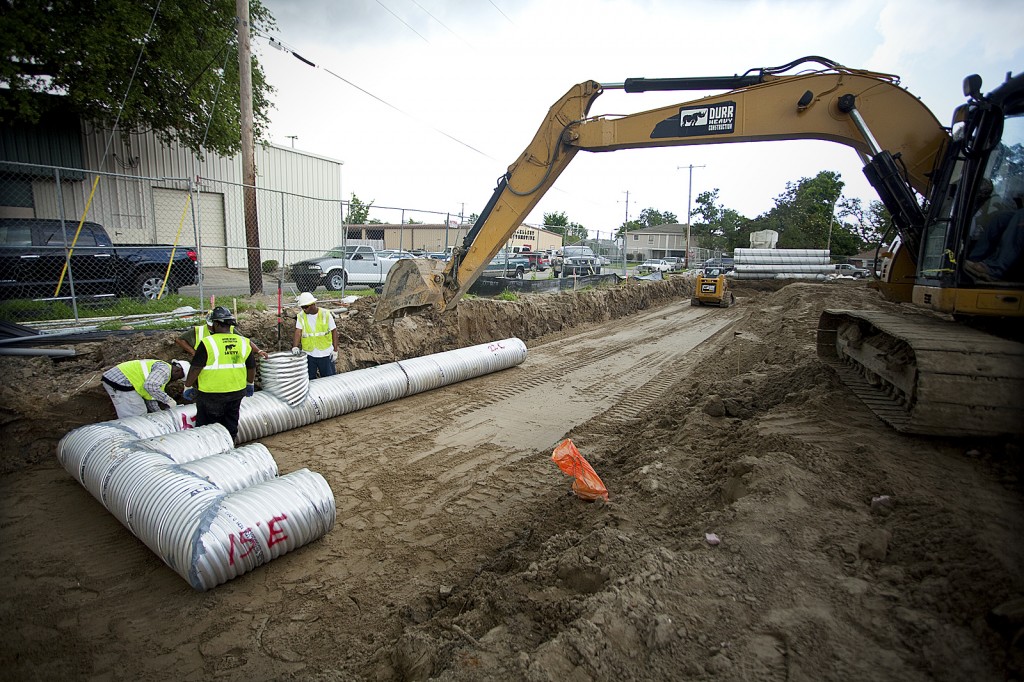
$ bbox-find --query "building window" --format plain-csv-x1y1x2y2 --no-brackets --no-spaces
648,236,654,243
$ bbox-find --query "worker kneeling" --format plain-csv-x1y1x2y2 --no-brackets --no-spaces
102,358,189,419
181,306,257,442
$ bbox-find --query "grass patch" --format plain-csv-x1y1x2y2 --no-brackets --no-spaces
0,294,265,324
496,289,520,301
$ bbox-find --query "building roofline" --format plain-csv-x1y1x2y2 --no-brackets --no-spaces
265,142,343,166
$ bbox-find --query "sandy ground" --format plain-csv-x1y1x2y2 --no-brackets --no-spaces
1,277,1023,681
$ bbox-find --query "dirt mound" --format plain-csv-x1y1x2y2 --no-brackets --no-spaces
2,277,1022,681
0,278,691,474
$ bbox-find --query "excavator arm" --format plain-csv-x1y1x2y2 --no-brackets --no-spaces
375,56,948,321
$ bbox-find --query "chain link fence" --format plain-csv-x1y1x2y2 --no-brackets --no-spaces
1,160,713,327
0,161,487,325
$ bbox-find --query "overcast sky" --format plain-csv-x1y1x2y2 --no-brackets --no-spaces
256,0,1023,236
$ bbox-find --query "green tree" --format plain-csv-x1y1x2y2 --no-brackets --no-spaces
838,197,891,249
345,194,373,224
543,211,587,241
753,171,847,249
616,220,644,238
638,207,678,227
0,0,276,157
690,190,751,251
616,206,678,238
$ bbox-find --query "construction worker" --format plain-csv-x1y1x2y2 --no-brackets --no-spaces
181,306,256,442
291,292,339,380
175,312,269,359
101,358,189,419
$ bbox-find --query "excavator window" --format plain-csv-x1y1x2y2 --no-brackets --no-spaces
963,115,1024,282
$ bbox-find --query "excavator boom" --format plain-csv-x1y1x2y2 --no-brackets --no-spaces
374,56,1024,437
375,57,947,321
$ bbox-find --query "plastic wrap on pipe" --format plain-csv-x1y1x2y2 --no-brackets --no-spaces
178,444,279,493
56,337,527,590
187,469,336,591
135,424,236,463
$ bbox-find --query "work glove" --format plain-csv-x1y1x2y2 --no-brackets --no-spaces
330,348,338,361
291,346,302,356
245,383,255,398
183,386,197,401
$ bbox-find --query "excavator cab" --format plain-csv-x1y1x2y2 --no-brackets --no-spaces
896,70,1024,316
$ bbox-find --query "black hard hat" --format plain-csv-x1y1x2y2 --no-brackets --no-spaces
209,306,236,324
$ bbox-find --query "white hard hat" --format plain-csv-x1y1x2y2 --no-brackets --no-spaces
172,359,190,378
296,292,318,307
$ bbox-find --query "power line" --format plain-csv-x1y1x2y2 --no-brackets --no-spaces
265,36,496,161
408,0,474,48
488,0,514,24
373,0,430,44
101,0,163,165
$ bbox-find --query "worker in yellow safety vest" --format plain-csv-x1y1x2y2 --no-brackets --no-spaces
291,292,339,380
101,358,189,419
175,311,268,359
181,306,257,441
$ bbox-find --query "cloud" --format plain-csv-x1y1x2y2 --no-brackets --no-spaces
256,0,1024,233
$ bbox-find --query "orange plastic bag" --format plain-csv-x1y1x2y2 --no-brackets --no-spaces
552,438,609,501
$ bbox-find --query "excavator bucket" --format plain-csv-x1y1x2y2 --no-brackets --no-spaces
373,258,448,321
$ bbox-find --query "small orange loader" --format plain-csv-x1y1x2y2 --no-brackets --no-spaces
691,268,735,308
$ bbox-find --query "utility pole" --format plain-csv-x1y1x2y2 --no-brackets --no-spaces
622,190,630,274
827,195,841,252
237,0,262,294
286,135,297,148
678,164,705,268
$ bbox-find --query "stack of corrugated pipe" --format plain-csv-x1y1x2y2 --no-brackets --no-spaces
730,248,833,280
57,338,528,590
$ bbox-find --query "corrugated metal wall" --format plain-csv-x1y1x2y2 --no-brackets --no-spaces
72,123,342,267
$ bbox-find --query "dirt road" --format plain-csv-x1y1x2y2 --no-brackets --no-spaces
1,280,1022,680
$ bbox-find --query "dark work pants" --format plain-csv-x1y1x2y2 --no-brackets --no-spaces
195,392,243,441
306,354,336,380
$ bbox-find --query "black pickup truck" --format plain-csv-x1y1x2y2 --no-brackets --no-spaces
0,218,199,301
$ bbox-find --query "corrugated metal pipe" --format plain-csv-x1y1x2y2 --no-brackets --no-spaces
732,248,833,279
56,338,528,590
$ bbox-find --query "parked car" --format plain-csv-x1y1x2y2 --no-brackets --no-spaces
637,259,673,274
518,251,550,271
661,257,686,271
376,250,417,261
482,250,530,278
0,218,199,300
289,244,398,291
552,245,602,277
834,263,870,278
703,257,735,271
425,252,450,261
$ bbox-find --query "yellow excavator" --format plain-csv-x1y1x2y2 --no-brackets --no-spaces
375,56,1024,437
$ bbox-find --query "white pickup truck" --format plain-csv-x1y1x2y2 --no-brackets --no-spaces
289,245,399,291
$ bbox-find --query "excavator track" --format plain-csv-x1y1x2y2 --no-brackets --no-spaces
817,310,1024,437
